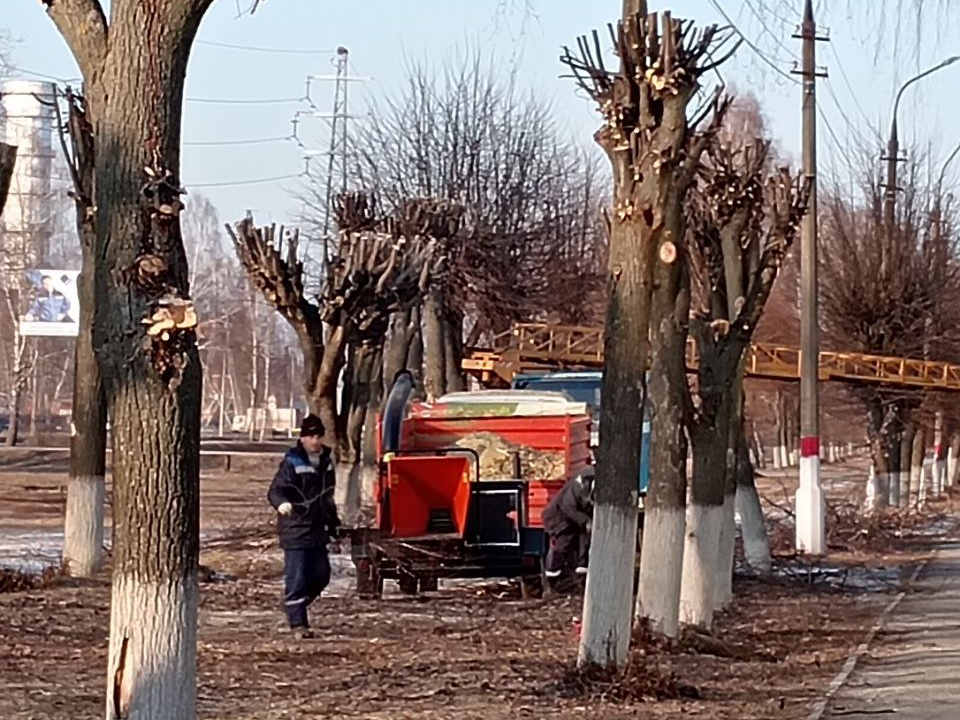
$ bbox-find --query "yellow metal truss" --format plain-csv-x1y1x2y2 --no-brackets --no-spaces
462,322,960,392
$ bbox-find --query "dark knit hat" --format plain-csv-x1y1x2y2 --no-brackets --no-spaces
299,414,325,438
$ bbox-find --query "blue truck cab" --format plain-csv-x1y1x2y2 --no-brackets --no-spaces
510,371,651,496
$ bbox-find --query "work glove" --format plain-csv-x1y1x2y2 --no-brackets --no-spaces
585,520,592,533
277,502,294,516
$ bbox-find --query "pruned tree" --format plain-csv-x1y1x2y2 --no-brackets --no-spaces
678,144,807,630
560,0,738,666
230,193,456,522
38,1,220,717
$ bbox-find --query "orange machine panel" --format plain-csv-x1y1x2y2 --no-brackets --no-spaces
380,455,471,538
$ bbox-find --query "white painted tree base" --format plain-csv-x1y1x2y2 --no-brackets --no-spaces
636,506,685,638
736,482,772,574
898,470,910,509
105,575,198,720
794,456,825,554
948,448,958,487
578,503,637,669
714,493,736,611
63,474,105,577
679,503,723,629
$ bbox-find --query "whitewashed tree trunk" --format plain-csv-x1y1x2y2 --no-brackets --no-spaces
865,464,878,511
106,576,197,720
909,428,925,508
899,428,913,509
579,504,636,667
64,475,105,575
713,491,736,611
636,506,685,638
679,503,723,628
948,434,960,487
736,482,771,574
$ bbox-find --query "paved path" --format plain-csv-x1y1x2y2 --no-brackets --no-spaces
825,541,960,719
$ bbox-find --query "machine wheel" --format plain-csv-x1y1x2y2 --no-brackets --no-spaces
355,557,384,600
420,574,439,593
520,574,543,600
398,570,419,595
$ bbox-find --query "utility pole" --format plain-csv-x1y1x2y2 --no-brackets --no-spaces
321,46,350,245
792,0,827,554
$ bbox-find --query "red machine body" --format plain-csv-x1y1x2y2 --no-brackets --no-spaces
357,384,592,597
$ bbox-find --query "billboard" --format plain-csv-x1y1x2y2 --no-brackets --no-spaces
18,269,79,337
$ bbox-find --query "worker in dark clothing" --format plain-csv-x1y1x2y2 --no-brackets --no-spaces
542,466,594,591
267,414,341,639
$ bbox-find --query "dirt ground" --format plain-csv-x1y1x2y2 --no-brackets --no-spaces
0,448,954,719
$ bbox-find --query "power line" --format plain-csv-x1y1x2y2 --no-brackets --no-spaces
707,0,800,85
183,135,294,147
196,39,336,55
741,0,800,62
827,42,882,143
188,172,305,188
8,65,78,83
185,95,305,105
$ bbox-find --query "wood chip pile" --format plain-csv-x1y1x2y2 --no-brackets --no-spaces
452,432,566,480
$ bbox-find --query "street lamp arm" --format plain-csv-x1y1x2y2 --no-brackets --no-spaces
893,55,960,120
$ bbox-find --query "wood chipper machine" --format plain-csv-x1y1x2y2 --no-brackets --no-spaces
351,371,592,598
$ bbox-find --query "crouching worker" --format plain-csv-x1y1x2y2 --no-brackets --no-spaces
268,414,342,639
542,466,594,592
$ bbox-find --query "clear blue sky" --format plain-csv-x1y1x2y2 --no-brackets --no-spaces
6,0,959,227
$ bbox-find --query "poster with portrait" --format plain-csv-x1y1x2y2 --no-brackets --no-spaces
18,269,80,337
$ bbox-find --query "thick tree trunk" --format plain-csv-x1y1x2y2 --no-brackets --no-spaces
735,430,771,574
5,382,22,447
341,344,383,526
422,290,446,400
636,253,689,640
932,414,946,498
713,372,744,612
64,6,210,718
384,307,417,390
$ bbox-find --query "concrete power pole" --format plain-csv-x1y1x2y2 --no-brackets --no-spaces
793,0,826,554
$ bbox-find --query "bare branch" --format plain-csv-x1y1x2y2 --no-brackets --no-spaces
41,0,108,79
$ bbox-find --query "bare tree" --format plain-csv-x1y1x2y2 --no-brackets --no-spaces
332,53,607,389
819,152,960,506
561,1,738,666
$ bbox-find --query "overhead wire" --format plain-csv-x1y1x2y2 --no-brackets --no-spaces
196,39,335,55
183,134,294,147
185,95,305,105
706,0,800,85
188,172,306,188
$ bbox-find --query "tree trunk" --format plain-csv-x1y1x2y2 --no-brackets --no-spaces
948,433,960,487
422,289,446,400
6,381,22,447
406,306,425,399
899,424,915,509
61,6,210,717
341,344,383,526
735,429,771,574
932,414,946,498
683,411,728,629
910,426,925,508
65,255,108,577
636,255,689,640
713,370,744,612
0,142,16,214
443,308,465,393
383,307,417,389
